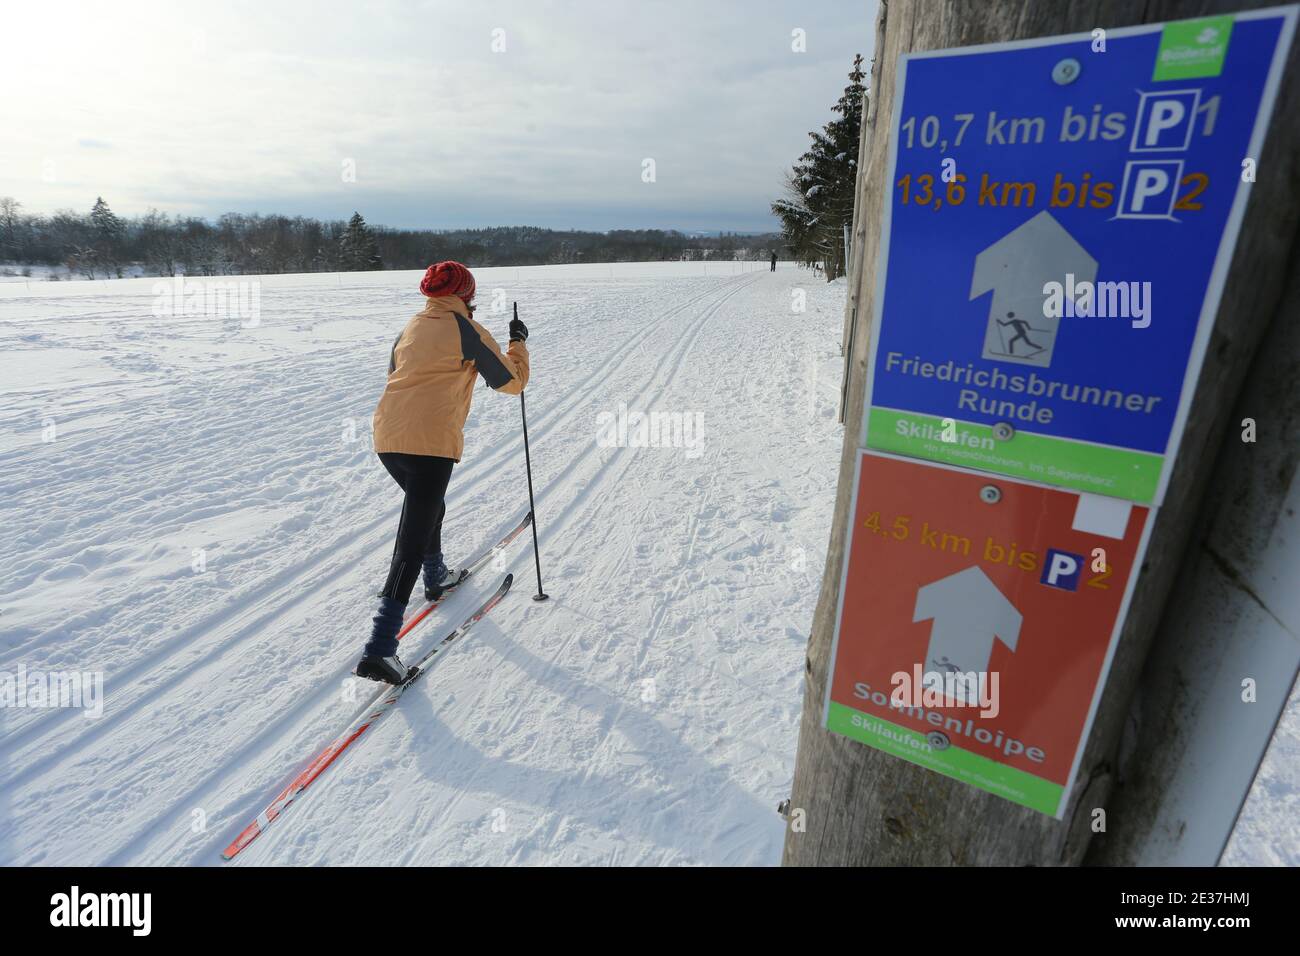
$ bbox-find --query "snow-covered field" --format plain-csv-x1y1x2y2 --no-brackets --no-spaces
0,261,847,865
2,260,1291,867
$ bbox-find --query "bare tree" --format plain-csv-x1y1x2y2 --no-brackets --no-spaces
0,197,22,261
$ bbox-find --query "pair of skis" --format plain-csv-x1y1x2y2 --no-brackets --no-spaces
221,511,532,861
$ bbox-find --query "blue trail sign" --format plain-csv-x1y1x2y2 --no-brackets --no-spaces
862,8,1296,504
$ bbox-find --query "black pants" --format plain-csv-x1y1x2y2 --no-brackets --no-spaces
378,452,455,603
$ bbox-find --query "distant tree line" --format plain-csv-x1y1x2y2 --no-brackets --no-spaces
0,196,783,279
771,54,866,281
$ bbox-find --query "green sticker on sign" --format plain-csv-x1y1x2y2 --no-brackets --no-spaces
865,407,1163,502
828,702,1064,815
1153,15,1234,80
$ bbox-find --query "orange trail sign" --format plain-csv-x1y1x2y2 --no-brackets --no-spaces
824,451,1152,817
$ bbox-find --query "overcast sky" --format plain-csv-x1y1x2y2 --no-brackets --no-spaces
0,0,875,233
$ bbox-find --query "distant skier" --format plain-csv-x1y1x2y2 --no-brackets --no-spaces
770,251,778,272
356,261,530,684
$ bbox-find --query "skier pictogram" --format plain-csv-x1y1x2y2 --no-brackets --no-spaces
969,211,1096,368
994,311,1049,359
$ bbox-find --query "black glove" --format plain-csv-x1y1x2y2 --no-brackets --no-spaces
509,317,529,343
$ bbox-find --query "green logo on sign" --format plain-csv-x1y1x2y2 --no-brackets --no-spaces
1153,15,1234,80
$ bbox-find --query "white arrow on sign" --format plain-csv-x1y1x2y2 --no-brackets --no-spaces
969,210,1097,369
913,566,1022,690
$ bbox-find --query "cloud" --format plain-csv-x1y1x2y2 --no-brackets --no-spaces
0,0,874,231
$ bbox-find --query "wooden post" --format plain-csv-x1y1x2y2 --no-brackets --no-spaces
784,0,1300,866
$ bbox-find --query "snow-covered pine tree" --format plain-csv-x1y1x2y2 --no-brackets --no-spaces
339,212,382,271
771,54,866,280
90,196,126,278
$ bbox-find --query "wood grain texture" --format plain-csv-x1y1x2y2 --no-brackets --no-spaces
783,0,1300,866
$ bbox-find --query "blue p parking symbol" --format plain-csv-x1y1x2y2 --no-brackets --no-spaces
1130,90,1200,151
1041,549,1084,591
1117,160,1184,219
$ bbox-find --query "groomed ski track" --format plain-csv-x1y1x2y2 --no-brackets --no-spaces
0,263,846,865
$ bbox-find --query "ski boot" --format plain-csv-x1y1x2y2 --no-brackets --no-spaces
355,652,414,685
356,596,412,685
423,556,465,603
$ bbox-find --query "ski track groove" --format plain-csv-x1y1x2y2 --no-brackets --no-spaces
0,266,841,867
234,273,762,863
523,445,723,865
397,276,762,856
563,445,723,837
88,272,760,865
0,276,744,764
235,273,762,863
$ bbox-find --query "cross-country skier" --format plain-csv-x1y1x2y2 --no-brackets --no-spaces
356,261,530,684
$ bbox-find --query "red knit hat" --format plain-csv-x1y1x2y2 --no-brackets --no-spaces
419,260,476,304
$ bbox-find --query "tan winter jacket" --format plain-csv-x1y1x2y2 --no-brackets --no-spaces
372,295,529,461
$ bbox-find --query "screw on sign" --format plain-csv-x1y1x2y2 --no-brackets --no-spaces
824,451,1152,817
1052,58,1082,85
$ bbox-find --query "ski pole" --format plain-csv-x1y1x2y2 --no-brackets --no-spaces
516,302,549,602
